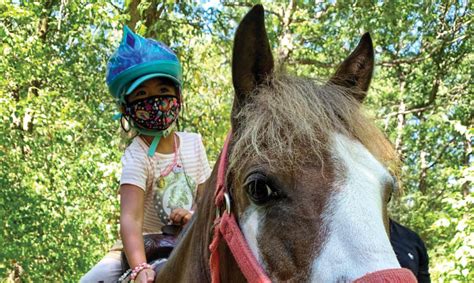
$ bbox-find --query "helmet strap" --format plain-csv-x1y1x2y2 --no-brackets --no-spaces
133,122,177,157
148,135,161,157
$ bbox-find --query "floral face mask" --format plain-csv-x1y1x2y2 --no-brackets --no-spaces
125,95,180,131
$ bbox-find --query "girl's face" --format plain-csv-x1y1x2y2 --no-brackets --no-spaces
123,77,181,131
126,77,178,103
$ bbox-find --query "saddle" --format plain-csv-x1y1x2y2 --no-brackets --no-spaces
118,225,181,282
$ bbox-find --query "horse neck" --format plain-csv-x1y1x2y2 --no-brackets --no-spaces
155,156,246,282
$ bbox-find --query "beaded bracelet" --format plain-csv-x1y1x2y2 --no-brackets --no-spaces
130,262,152,281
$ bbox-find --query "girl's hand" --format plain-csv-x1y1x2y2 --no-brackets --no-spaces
135,268,155,283
170,208,193,225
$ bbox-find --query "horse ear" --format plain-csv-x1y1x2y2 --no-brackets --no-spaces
232,4,274,120
330,33,374,101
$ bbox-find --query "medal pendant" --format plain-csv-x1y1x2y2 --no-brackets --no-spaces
173,164,183,173
158,176,166,188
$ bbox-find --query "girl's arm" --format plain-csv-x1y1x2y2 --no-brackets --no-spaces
120,184,147,268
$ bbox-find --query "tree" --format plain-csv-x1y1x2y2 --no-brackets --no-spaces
0,1,471,281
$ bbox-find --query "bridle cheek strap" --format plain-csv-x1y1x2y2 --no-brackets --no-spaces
209,132,271,283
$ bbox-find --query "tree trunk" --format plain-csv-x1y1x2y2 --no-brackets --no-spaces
395,79,406,156
127,0,141,31
38,2,51,41
145,0,165,38
462,135,472,197
276,0,296,66
418,120,428,194
126,0,165,38
22,0,57,136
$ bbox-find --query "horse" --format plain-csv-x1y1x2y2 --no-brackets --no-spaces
154,4,416,282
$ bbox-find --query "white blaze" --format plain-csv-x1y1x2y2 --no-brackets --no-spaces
310,133,400,282
240,206,263,264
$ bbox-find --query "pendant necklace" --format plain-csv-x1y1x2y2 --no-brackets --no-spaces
157,134,178,188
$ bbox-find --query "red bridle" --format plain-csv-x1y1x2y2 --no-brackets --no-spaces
209,132,271,283
209,132,417,283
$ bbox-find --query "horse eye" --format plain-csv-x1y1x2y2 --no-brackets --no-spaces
245,178,279,205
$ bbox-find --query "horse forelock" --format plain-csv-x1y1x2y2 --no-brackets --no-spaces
229,73,400,181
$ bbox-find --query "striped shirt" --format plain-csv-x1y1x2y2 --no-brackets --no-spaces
120,132,211,233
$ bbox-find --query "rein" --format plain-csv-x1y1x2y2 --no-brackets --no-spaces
208,132,416,283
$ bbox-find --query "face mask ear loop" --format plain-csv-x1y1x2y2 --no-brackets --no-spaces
121,115,131,133
148,134,162,157
118,89,130,132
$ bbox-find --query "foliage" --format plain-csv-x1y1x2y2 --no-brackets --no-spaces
0,0,126,281
0,0,471,282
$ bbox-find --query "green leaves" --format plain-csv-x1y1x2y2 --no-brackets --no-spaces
1,0,122,281
0,1,472,281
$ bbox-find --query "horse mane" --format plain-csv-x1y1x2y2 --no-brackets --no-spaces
229,73,400,181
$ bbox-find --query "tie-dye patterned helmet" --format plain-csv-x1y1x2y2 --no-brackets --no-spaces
106,26,182,102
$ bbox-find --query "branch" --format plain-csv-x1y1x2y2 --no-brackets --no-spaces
222,3,283,21
412,64,444,110
155,18,203,29
426,137,457,170
109,1,123,13
377,56,427,67
383,105,434,119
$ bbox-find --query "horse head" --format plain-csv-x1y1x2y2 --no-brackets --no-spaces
228,5,401,282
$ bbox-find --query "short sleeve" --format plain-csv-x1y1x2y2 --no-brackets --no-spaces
196,134,212,185
120,144,149,191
